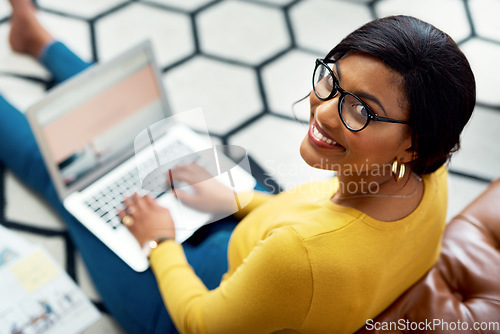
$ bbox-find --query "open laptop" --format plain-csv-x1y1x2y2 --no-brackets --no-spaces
26,41,256,272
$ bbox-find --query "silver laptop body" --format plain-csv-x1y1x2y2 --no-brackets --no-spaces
27,41,255,272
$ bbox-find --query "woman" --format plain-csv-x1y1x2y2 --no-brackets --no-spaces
2,1,475,333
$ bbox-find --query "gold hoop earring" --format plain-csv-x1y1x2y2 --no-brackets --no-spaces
391,160,406,182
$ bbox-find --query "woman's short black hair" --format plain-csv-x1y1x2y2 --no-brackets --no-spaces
326,15,476,174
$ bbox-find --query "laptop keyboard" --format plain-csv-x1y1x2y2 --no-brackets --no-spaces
84,170,144,229
83,140,195,229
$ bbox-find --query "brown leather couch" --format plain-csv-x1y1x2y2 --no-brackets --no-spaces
357,179,500,333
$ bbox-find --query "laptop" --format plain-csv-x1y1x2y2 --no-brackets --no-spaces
26,41,256,272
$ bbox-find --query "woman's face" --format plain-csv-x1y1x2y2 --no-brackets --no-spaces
300,52,412,175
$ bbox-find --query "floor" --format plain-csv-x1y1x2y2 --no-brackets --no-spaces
0,0,498,332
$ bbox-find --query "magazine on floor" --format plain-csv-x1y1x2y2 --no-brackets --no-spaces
0,225,100,334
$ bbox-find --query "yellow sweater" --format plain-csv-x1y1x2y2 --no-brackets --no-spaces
150,167,447,334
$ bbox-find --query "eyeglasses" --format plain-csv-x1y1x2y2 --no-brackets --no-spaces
312,58,409,132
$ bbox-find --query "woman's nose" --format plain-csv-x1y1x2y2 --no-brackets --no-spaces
313,95,343,129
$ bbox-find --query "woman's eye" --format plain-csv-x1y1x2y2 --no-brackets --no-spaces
352,103,368,117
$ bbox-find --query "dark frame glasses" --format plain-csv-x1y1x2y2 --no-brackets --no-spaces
313,58,409,132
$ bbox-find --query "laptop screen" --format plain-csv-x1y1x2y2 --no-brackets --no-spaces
30,42,167,192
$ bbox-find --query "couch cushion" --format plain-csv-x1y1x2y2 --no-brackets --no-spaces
357,179,500,333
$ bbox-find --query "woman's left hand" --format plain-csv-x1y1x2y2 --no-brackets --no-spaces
118,193,176,247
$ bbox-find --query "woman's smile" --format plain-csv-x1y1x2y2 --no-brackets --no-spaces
307,121,345,150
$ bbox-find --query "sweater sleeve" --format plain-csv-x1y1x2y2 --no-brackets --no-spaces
149,227,312,334
233,190,273,219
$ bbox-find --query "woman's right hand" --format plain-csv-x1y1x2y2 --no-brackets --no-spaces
169,163,239,214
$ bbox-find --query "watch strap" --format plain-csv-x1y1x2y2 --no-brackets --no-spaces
144,237,175,258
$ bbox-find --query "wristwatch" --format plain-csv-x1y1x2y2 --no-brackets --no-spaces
143,237,175,258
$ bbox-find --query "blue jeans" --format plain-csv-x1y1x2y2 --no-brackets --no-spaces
0,42,262,334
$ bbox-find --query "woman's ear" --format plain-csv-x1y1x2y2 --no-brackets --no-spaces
401,147,418,164
398,134,416,164
398,133,417,164
411,150,418,161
